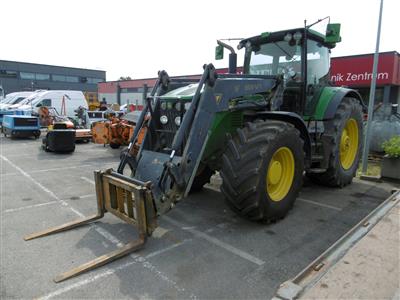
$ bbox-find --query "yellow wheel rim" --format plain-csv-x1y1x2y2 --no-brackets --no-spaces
340,118,359,170
266,147,295,202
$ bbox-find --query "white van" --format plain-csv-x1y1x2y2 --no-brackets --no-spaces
17,90,88,118
0,91,37,109
7,90,47,110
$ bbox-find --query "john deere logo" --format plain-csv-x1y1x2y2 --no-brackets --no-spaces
215,94,223,104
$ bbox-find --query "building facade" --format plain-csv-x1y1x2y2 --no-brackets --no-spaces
98,51,400,109
330,51,399,106
0,60,106,94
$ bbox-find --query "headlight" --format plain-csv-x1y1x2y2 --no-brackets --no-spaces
184,102,191,110
174,116,181,126
175,102,182,111
160,115,168,124
160,102,167,110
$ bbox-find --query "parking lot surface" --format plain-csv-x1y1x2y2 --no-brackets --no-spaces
0,135,395,299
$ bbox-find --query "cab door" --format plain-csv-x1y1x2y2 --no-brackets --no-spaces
304,40,331,116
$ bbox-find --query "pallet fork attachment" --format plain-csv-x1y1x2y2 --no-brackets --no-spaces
24,169,157,283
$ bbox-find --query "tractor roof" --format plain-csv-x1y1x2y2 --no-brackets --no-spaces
239,27,335,49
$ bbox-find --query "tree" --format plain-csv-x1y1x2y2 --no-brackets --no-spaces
118,76,132,81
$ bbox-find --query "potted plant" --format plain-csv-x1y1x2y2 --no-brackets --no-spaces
381,136,400,180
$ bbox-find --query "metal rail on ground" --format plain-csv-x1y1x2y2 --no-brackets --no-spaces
274,189,400,300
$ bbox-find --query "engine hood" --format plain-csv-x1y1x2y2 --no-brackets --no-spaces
160,83,203,100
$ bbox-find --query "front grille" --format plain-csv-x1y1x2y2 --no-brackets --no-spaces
156,99,188,152
14,118,38,127
158,110,181,148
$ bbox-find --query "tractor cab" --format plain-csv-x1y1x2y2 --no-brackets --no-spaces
217,23,341,116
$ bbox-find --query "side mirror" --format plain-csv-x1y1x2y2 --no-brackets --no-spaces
215,45,224,60
325,23,341,44
36,103,42,107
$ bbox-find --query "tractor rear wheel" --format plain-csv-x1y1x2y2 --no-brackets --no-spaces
307,97,363,187
220,120,304,222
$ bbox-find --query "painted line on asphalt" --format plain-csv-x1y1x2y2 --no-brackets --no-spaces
2,155,193,298
1,162,117,177
0,154,121,244
36,240,192,300
3,201,58,214
2,194,95,214
80,176,95,185
297,198,342,211
163,215,265,266
76,194,95,199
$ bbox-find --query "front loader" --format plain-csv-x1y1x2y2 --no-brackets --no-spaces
26,20,365,282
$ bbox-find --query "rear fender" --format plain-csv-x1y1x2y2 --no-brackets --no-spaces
314,87,365,120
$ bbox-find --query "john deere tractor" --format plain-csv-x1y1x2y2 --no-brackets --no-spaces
26,21,364,282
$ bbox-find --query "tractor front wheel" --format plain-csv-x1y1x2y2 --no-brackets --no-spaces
220,120,304,222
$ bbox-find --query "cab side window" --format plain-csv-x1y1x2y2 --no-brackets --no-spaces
37,99,52,107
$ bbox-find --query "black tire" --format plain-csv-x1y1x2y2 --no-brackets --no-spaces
110,142,121,149
190,166,214,193
220,120,304,222
307,97,363,187
69,146,76,153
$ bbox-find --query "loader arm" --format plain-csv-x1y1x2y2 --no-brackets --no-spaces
129,64,277,215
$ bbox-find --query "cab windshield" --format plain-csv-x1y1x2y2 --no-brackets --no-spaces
248,41,302,78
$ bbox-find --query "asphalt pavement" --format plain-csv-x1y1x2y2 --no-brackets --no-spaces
0,134,395,299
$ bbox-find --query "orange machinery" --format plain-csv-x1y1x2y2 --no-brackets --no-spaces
91,113,146,149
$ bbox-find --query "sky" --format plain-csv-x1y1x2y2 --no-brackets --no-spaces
2,0,398,81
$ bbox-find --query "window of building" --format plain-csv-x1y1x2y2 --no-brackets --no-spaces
52,74,65,81
65,76,79,83
35,73,50,81
88,77,103,84
20,72,51,81
20,72,36,80
0,70,18,78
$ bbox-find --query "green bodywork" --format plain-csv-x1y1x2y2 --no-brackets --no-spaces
160,85,244,164
202,111,243,162
304,86,341,121
304,86,360,121
325,23,341,44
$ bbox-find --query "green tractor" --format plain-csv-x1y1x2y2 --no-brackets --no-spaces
26,22,364,282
